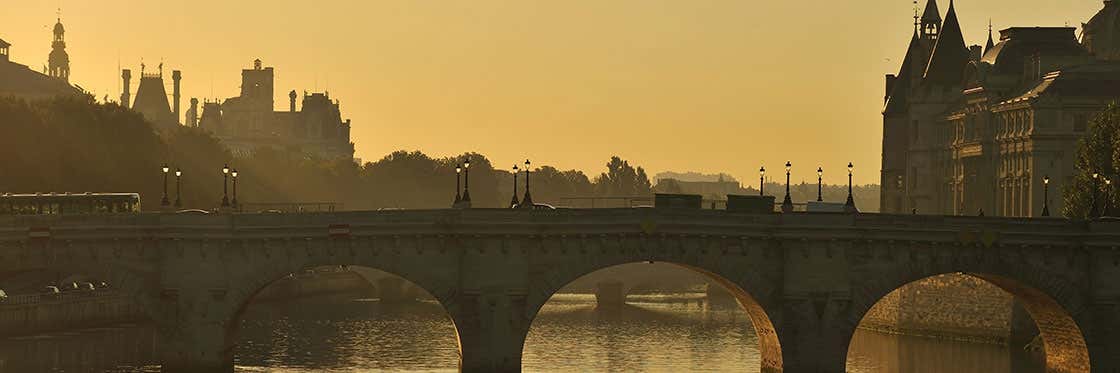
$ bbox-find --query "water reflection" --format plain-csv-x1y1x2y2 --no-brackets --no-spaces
0,293,1038,372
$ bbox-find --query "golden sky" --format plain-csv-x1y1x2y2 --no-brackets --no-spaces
2,0,1106,184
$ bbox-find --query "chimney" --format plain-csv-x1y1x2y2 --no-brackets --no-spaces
885,74,897,103
121,69,132,107
172,70,182,125
969,45,983,62
289,90,298,112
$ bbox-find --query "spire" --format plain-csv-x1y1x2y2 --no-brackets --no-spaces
985,19,995,54
924,0,969,84
47,12,70,82
921,0,941,24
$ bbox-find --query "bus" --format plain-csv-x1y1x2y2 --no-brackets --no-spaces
0,193,141,215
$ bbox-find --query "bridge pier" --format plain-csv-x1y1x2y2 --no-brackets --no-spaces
594,281,625,309
452,292,530,373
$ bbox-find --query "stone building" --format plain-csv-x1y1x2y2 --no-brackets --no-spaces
0,19,82,100
881,0,1120,217
119,64,182,130
197,59,354,160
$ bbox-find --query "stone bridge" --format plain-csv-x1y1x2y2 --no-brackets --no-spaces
0,209,1117,373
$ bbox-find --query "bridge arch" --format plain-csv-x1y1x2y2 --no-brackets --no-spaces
846,265,1090,373
523,257,783,372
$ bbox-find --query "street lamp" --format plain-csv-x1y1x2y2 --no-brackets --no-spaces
231,169,239,211
845,162,858,213
454,164,462,205
1105,176,1114,217
1041,175,1050,217
174,169,182,208
522,159,534,207
817,166,824,202
462,158,472,203
161,164,170,207
511,164,520,208
759,166,766,196
1091,171,1101,218
221,164,230,208
781,161,793,213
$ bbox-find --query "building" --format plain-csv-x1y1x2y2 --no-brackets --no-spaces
881,0,1120,217
0,19,82,100
197,59,354,160
119,63,182,129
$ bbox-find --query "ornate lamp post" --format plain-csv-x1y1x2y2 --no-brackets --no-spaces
1041,175,1050,217
1091,171,1101,218
454,164,462,205
231,169,239,211
781,161,793,213
174,169,182,208
161,164,170,207
522,159,534,207
221,164,230,208
462,158,472,203
759,166,765,196
845,162,858,213
511,164,520,208
816,166,824,202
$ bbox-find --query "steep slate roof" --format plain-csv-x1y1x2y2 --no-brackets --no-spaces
923,0,970,85
885,32,922,114
985,23,996,53
132,76,176,127
921,0,942,24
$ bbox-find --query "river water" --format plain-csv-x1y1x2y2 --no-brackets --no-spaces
0,293,1030,372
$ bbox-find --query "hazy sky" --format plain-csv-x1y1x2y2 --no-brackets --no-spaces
2,0,1106,184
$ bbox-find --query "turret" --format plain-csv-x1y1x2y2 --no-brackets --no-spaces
121,69,132,107
289,90,297,112
187,98,199,127
172,70,182,125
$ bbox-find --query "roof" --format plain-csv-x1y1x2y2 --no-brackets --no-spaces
0,60,82,99
980,27,1086,75
885,32,922,114
923,0,969,85
921,0,941,24
998,62,1120,105
132,76,176,127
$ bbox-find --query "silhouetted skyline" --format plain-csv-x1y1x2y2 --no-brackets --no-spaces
2,0,1106,184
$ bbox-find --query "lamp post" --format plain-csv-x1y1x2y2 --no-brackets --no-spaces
522,159,534,207
511,164,520,208
845,162,858,213
1041,175,1050,217
817,166,823,202
454,164,462,205
1105,176,1114,217
161,164,170,207
174,169,182,208
1091,171,1101,218
221,164,230,208
462,158,472,203
759,166,766,196
781,161,793,213
231,169,239,211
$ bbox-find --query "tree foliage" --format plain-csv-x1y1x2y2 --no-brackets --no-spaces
1064,103,1120,218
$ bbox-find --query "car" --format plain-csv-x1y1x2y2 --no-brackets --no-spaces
0,289,7,302
77,282,96,291
42,285,60,295
59,282,81,292
259,209,284,214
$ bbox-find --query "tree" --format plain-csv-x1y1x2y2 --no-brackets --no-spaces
1064,104,1120,218
594,156,652,197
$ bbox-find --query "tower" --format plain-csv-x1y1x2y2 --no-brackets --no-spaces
187,98,199,127
289,90,298,112
920,0,942,45
48,16,70,81
121,69,132,106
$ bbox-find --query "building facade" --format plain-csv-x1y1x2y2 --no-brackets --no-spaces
0,18,82,100
197,59,354,160
882,0,1120,217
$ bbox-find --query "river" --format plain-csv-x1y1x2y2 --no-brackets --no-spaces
0,293,1034,372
